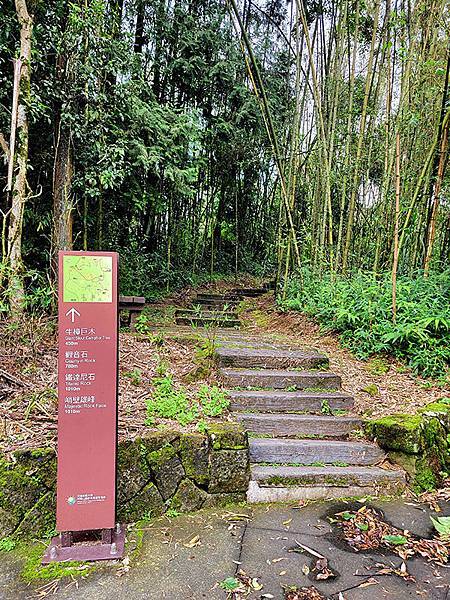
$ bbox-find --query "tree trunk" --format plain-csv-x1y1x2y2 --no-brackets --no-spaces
392,133,400,323
52,53,73,276
134,0,145,54
7,0,32,315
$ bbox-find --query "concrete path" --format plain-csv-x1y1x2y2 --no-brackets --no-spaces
0,499,448,600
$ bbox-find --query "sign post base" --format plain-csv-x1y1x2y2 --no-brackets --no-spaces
42,525,125,564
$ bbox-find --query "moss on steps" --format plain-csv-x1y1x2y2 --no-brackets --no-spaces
0,425,250,540
364,401,450,492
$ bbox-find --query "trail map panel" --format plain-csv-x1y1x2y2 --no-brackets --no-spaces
63,255,113,303
57,251,118,532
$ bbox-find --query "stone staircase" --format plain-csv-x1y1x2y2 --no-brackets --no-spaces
216,338,406,501
174,285,271,328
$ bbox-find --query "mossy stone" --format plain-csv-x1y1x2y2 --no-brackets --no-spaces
170,479,207,513
419,402,450,430
149,447,185,501
14,490,56,539
208,449,250,493
202,492,247,508
207,423,247,450
421,417,449,477
388,451,418,478
364,414,423,454
118,482,164,522
117,440,151,504
12,448,57,490
413,456,438,492
179,433,210,485
147,443,178,468
0,457,49,537
139,431,180,453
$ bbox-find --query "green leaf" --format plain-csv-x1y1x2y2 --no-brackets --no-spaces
430,516,450,540
341,512,354,521
382,534,408,545
356,523,369,531
220,577,240,591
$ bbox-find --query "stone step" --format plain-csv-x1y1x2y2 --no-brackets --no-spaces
175,317,240,328
247,465,405,502
220,368,341,390
251,465,406,487
194,298,239,307
197,293,239,301
176,309,238,319
249,438,384,465
231,287,268,296
235,413,362,437
228,390,354,413
216,346,328,370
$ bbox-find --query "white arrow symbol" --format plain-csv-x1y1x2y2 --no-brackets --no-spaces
65,307,81,323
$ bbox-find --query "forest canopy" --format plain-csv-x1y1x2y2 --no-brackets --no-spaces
0,0,449,312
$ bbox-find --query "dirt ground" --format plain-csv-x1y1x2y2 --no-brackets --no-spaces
240,294,450,418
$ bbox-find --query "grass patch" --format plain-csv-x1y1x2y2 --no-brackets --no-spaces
282,270,450,378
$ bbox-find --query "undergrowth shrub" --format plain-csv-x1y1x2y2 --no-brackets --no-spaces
281,270,450,378
145,376,229,426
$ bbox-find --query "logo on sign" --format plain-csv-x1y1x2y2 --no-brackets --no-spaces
67,496,76,506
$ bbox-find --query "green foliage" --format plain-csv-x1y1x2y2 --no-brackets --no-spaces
0,538,16,552
363,384,379,397
367,358,389,375
196,419,208,433
145,376,228,427
382,534,408,545
146,375,198,426
220,577,240,591
197,384,229,416
283,270,450,378
321,398,332,415
430,516,450,540
123,369,142,386
195,337,217,362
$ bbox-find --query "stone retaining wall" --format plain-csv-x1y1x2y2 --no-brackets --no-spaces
0,423,250,539
364,400,450,491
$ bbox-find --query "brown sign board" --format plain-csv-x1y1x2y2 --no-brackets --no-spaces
56,251,118,533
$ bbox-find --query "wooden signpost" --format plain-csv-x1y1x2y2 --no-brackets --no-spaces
43,251,124,563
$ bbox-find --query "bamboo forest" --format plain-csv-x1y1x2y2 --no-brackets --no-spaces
1,1,450,593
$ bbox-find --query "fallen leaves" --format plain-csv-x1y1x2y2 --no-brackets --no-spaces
284,585,326,600
365,560,415,582
356,577,378,588
418,482,450,512
220,570,263,599
183,535,201,548
290,540,337,582
333,506,449,564
313,557,337,581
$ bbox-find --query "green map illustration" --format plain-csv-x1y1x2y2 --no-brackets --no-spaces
63,255,113,303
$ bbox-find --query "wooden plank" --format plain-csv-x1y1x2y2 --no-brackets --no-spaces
251,465,406,487
235,413,361,437
194,298,239,307
176,309,238,319
216,346,328,369
249,438,385,465
231,287,268,295
196,293,239,300
228,390,354,413
175,317,240,328
220,368,341,390
119,295,145,308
